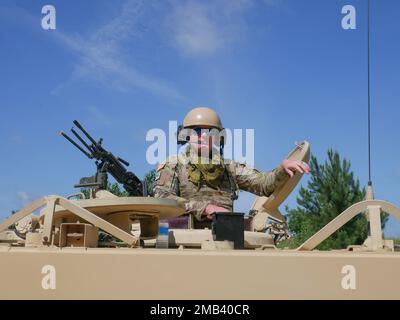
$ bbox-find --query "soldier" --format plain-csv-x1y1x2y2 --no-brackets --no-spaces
154,107,310,222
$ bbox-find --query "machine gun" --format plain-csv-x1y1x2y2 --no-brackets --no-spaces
60,120,145,196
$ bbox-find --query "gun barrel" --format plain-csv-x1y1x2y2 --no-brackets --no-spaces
73,120,98,146
71,128,94,154
62,120,143,196
118,157,130,167
60,131,93,159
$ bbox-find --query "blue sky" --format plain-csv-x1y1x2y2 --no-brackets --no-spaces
0,0,399,237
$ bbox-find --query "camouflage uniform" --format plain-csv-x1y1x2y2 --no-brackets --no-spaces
154,151,289,221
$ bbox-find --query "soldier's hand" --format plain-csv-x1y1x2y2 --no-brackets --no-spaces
204,204,229,220
281,159,310,178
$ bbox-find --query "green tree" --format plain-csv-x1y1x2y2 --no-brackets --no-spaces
82,170,156,198
395,239,400,252
8,210,17,230
107,182,129,197
81,182,129,199
280,149,388,250
144,169,156,196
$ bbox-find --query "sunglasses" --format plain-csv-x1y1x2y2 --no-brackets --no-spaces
177,127,225,145
192,128,209,136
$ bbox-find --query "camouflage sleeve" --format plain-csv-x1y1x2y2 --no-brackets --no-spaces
185,201,210,221
231,162,290,197
153,162,210,221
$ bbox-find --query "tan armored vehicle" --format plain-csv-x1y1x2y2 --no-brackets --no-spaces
2,0,397,301
1,135,399,300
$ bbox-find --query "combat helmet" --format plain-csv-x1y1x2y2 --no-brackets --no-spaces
183,107,223,130
177,107,224,146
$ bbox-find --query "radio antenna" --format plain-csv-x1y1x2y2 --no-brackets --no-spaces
366,0,374,200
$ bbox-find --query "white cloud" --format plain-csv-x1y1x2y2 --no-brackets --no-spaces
166,0,279,57
262,0,282,6
88,106,112,126
2,0,282,97
0,192,34,219
10,135,23,144
168,2,225,56
52,1,185,101
16,191,31,204
0,1,183,101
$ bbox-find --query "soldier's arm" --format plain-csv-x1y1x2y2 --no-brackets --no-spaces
153,163,210,221
231,162,290,197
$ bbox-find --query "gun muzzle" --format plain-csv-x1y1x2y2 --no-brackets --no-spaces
60,131,93,159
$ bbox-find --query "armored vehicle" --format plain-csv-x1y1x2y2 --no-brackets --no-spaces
0,132,399,300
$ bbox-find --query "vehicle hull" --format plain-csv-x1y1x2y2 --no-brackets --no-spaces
1,247,398,300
